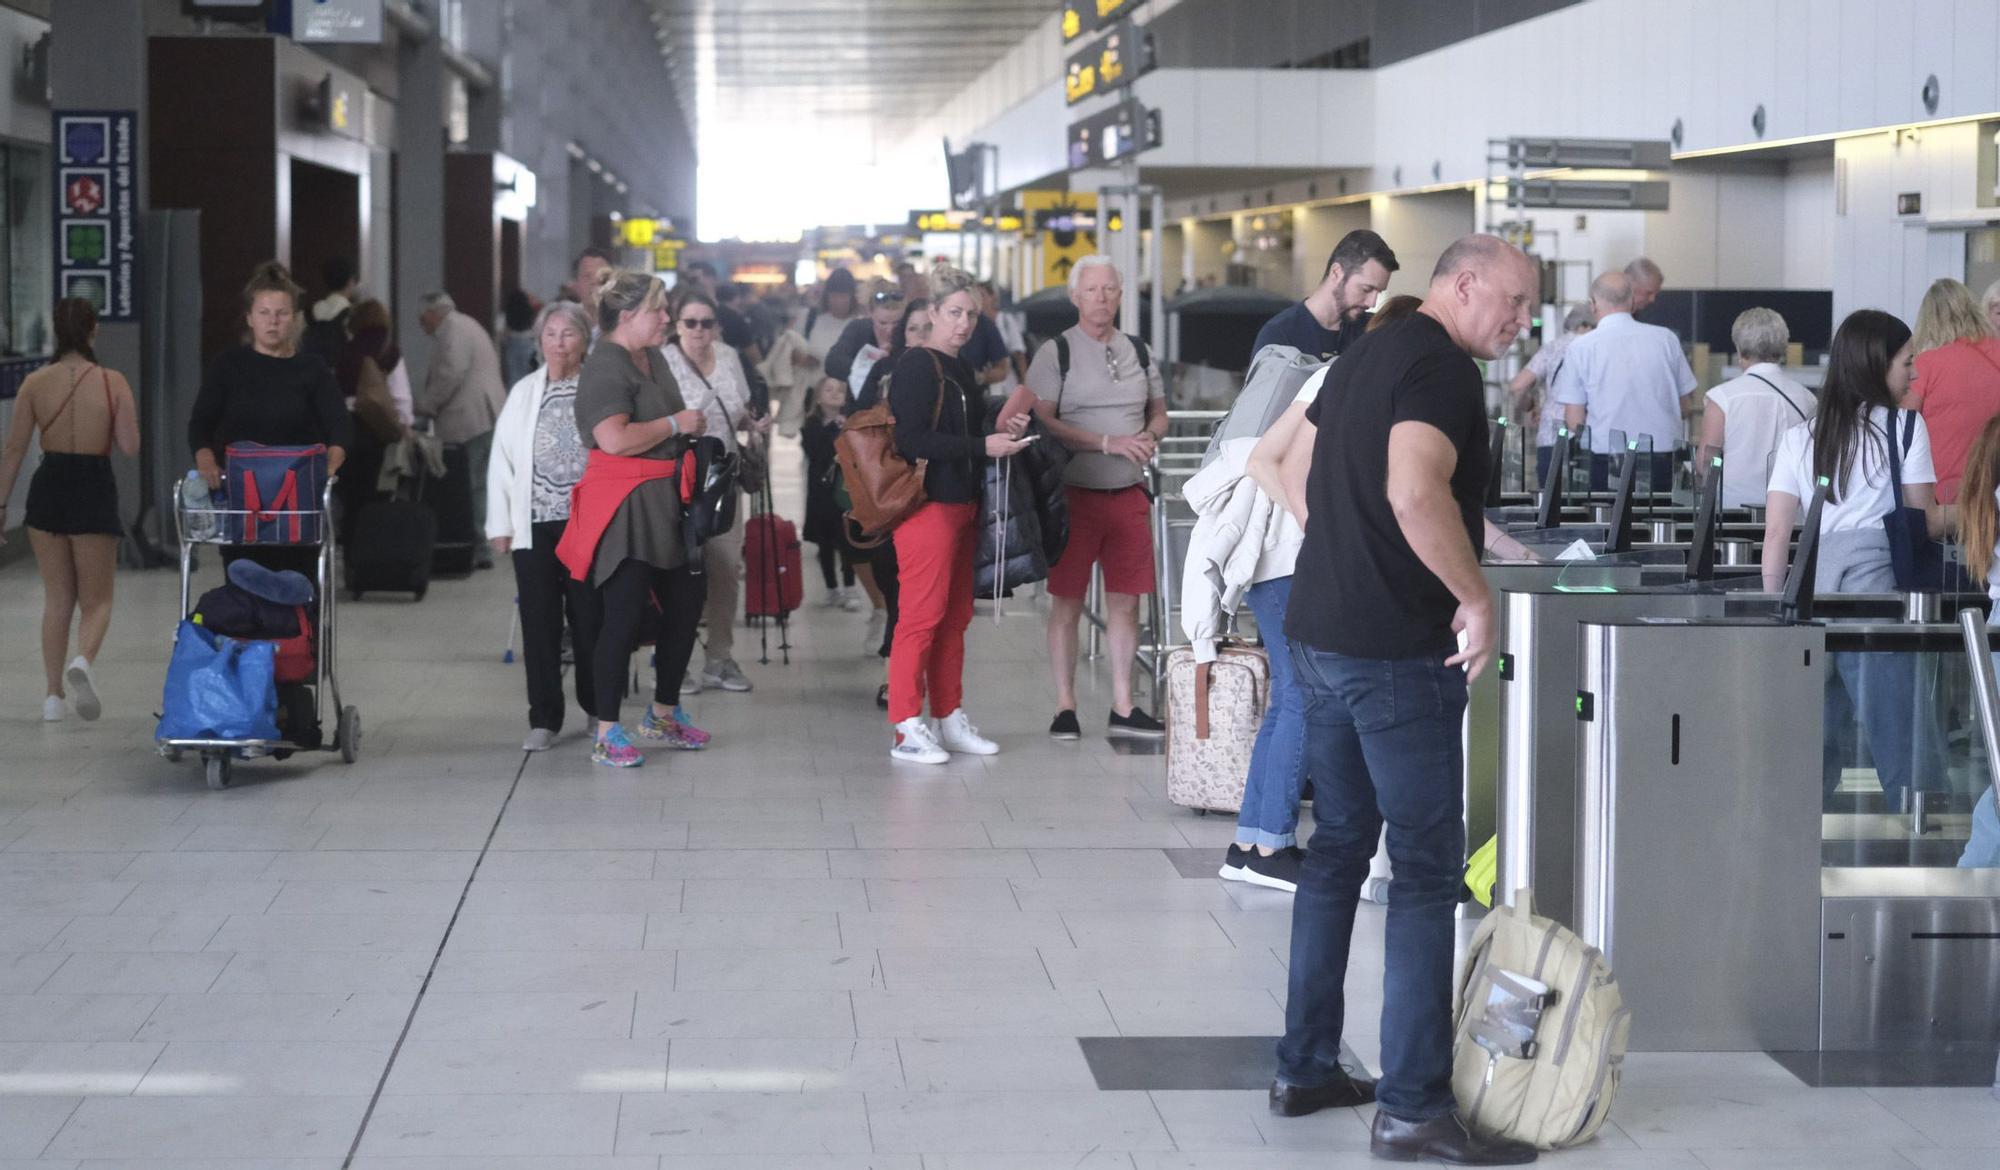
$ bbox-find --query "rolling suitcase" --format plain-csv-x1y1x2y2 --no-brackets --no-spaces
1165,641,1269,813
425,441,479,576
742,473,799,665
347,497,436,601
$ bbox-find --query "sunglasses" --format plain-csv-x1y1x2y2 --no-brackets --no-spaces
873,291,905,305
679,317,718,329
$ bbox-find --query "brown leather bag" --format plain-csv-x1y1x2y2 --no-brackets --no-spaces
832,352,946,545
353,356,404,444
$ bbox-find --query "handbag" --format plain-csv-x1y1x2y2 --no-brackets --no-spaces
832,351,949,545
682,349,767,496
1882,409,1956,590
678,433,740,566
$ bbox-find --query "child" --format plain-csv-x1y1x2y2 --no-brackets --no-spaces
801,378,862,611
1954,413,2000,867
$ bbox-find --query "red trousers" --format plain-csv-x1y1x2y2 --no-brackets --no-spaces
887,500,977,724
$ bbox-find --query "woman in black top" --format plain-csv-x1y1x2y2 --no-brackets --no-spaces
883,266,1030,765
189,262,351,485
187,262,352,584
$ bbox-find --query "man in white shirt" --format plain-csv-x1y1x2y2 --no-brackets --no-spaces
1699,308,1817,508
1552,270,1696,491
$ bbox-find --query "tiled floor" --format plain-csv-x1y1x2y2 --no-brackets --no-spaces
0,452,1994,1167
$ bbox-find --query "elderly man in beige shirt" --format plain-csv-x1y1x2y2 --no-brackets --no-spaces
417,290,508,567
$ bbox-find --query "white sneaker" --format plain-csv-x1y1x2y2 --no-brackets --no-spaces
41,695,64,723
683,668,703,696
891,717,950,765
839,587,865,613
522,728,557,752
864,610,887,654
935,708,999,755
65,657,100,721
818,588,846,609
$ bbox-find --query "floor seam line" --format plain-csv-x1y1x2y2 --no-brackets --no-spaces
338,748,532,1169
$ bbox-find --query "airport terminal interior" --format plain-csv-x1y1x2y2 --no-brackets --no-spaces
0,0,1998,1165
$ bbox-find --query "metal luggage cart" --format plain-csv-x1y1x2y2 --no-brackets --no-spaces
158,477,360,789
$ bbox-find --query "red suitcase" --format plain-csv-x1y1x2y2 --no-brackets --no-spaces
744,512,804,618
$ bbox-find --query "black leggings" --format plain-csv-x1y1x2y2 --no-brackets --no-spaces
590,558,704,724
815,542,857,590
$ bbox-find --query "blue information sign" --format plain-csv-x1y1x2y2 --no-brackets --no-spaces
53,110,138,322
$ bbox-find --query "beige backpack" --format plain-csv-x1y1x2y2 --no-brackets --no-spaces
1451,890,1630,1150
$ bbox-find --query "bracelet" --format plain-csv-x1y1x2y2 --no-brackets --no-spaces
668,416,680,436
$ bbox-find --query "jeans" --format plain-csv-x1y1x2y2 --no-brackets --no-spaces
1277,645,1467,1122
463,429,495,551
512,519,596,733
1236,576,1307,850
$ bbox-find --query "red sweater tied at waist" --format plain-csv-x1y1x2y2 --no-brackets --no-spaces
555,448,681,582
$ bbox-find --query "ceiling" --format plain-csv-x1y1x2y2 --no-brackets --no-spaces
645,0,1054,147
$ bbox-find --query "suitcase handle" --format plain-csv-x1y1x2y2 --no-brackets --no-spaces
1192,653,1265,741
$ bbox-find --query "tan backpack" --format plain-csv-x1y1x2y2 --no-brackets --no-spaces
1451,890,1630,1150
832,352,945,546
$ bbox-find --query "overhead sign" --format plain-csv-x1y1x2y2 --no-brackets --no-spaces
1061,0,1147,44
652,240,686,271
292,0,382,43
1066,99,1161,170
53,111,137,321
621,218,661,247
1065,19,1156,106
911,210,1025,234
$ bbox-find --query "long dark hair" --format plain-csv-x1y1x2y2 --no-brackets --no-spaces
53,298,97,362
1812,309,1912,503
890,297,931,354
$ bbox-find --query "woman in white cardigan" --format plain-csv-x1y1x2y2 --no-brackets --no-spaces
485,301,596,751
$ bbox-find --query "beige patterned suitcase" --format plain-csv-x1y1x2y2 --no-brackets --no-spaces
1165,642,1269,813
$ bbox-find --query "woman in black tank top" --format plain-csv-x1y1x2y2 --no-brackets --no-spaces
0,298,140,723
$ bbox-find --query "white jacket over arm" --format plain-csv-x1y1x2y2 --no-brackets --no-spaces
1179,437,1302,662
484,366,552,551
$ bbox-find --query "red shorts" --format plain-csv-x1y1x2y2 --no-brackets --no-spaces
1048,484,1155,599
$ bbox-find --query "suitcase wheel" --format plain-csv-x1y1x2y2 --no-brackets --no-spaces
204,753,231,791
336,706,361,764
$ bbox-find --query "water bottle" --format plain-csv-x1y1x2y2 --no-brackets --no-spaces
183,470,217,541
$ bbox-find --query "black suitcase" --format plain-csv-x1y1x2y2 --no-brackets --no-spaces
347,497,436,600
426,442,479,577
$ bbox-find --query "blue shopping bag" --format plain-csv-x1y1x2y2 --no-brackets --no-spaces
156,621,281,742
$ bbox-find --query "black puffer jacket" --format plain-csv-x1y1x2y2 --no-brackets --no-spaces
974,402,1070,598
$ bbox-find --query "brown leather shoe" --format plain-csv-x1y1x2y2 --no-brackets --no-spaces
1268,1072,1377,1116
1369,1110,1538,1165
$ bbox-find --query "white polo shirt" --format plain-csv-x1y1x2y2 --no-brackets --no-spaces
1767,407,1934,534
1550,311,1697,455
1704,363,1817,508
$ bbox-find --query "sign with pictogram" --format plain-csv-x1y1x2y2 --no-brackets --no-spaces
52,111,138,321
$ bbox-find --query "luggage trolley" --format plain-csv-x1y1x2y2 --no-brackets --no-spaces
159,476,361,789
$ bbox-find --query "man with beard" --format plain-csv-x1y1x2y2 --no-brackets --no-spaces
1253,230,1399,361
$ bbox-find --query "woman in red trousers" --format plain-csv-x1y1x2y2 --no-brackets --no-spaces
883,265,1031,764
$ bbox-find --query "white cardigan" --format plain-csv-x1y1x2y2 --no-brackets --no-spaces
484,364,572,552
1179,436,1306,662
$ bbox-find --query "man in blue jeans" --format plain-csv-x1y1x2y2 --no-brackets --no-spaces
1268,234,1539,1166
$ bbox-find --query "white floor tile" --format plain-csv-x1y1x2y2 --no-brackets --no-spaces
895,1036,1099,1091
673,948,885,991
384,1038,670,1094
0,995,159,1042
0,1095,83,1156
133,992,411,1042
357,1093,621,1157
631,991,855,1040
135,1040,393,1095
851,988,1116,1038
865,1089,1175,1153
0,1042,162,1095
208,950,433,994
614,1090,873,1155
407,992,637,1041
665,1037,904,1091
204,913,450,953
44,1096,366,1159
38,952,229,994
643,912,843,950
444,913,647,952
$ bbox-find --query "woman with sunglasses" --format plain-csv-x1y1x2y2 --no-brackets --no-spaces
662,288,771,694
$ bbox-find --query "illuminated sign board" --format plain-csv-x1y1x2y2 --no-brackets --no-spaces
910,210,1024,234
1065,20,1156,106
1066,100,1161,170
1061,0,1147,44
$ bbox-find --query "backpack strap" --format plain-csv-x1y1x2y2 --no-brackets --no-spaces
1130,333,1150,370
1746,371,1808,423
1054,334,1070,418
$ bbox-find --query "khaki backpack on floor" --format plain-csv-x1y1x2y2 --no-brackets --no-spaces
1451,890,1630,1150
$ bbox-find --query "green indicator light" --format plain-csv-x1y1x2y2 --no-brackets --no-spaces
1711,456,1722,468
1575,697,1584,713
1627,440,1639,451
1817,475,1831,487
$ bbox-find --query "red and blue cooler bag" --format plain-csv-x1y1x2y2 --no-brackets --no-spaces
224,443,328,545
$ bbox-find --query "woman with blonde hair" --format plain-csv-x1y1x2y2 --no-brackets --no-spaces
1912,277,2000,503
882,265,1032,764
556,267,710,767
1949,412,2000,866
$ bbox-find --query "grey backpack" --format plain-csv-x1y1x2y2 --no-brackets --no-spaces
1201,344,1327,465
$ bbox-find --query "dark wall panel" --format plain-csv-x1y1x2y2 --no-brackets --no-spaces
1375,0,1582,65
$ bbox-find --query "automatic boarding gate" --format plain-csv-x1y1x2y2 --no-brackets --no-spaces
1570,608,2000,1059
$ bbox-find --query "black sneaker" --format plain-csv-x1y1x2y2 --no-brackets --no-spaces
1218,843,1252,881
1239,847,1304,893
1108,706,1165,737
1049,709,1081,739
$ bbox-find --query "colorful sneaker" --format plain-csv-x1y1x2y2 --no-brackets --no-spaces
639,704,711,750
591,725,644,768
